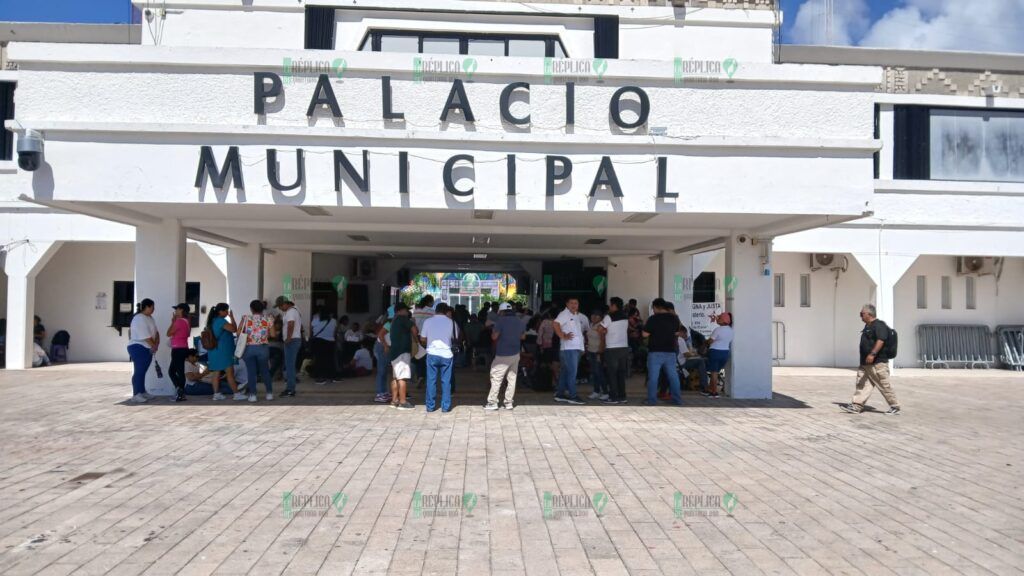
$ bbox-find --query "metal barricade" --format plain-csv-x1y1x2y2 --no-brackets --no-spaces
916,324,995,369
996,325,1024,371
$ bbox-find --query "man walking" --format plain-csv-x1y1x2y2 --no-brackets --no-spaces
276,296,303,397
420,303,459,412
386,302,416,410
553,297,589,405
485,302,526,410
841,304,900,415
597,297,630,405
643,298,683,406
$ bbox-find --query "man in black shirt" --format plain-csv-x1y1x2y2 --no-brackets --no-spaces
642,298,682,406
841,304,900,415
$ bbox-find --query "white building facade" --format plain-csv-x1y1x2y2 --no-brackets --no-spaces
0,0,1021,396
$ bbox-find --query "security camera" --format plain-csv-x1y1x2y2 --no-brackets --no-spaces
737,234,749,244
17,130,44,172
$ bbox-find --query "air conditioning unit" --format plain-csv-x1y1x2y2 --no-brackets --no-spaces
809,253,835,271
956,256,996,276
351,258,377,280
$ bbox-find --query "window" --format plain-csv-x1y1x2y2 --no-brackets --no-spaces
693,272,715,304
800,274,811,308
773,274,785,308
916,275,927,309
0,82,13,161
894,105,1024,183
966,276,977,310
941,276,952,309
360,30,568,58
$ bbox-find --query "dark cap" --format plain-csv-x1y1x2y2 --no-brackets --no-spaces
173,303,190,314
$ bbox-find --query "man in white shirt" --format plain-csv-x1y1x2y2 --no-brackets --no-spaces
553,297,589,405
596,296,630,404
276,295,303,397
419,303,458,412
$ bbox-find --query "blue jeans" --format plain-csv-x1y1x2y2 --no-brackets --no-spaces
647,352,682,405
587,352,606,394
374,341,389,395
284,338,302,392
243,344,272,395
557,349,582,399
425,354,454,411
127,344,152,396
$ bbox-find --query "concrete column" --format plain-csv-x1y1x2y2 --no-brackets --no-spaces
4,241,63,369
227,244,264,311
724,234,773,399
135,220,185,395
851,252,917,369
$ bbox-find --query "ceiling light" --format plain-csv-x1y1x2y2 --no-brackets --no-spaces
296,206,330,216
471,236,491,245
585,238,606,245
473,209,494,220
348,234,370,242
623,213,657,223
473,253,488,259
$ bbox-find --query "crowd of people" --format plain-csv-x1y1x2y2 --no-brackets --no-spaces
125,293,736,410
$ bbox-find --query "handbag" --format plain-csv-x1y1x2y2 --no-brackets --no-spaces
449,319,463,355
234,316,249,359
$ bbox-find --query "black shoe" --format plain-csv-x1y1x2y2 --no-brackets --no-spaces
396,401,414,411
442,408,452,413
840,403,862,414
175,393,187,402
281,390,296,397
884,406,901,415
564,397,585,405
426,407,438,413
601,398,619,405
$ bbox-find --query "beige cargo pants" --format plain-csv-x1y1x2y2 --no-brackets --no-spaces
852,363,899,408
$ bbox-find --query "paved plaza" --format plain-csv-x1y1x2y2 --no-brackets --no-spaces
0,364,1021,576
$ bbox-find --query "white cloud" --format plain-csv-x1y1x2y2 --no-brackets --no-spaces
790,0,870,46
789,0,1024,53
858,0,1024,53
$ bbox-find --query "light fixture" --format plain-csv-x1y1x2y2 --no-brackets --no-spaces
296,206,330,216
473,253,488,259
623,213,656,223
584,238,606,245
471,236,491,245
348,234,370,242
473,209,494,220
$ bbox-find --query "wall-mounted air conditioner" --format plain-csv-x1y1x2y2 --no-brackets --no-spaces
956,256,997,276
809,253,835,271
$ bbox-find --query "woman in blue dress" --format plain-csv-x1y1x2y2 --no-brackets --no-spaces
206,302,244,401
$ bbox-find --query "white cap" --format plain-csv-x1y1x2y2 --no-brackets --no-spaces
498,302,512,311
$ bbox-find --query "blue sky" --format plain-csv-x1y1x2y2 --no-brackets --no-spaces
1,0,1021,53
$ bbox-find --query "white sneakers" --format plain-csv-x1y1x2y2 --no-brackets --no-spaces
599,394,610,401
484,403,499,411
588,392,601,399
131,393,148,403
212,393,226,401
248,394,257,403
233,393,247,401
266,393,273,401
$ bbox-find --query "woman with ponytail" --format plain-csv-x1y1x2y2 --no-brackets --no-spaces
206,303,244,401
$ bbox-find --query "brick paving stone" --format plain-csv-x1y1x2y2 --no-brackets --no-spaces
0,367,1020,575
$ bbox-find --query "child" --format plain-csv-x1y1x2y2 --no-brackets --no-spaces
342,340,374,377
586,312,608,400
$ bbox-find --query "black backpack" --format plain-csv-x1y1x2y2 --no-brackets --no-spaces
884,328,898,359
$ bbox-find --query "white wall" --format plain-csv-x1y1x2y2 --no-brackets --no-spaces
894,255,1024,367
27,241,226,362
143,8,305,49
607,255,657,316
770,252,874,367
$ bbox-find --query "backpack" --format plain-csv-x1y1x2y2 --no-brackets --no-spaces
884,328,898,360
200,327,217,351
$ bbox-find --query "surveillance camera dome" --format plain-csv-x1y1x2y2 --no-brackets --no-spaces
16,130,45,172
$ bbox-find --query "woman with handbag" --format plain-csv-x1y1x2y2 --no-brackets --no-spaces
206,303,244,401
239,299,277,402
310,307,337,385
